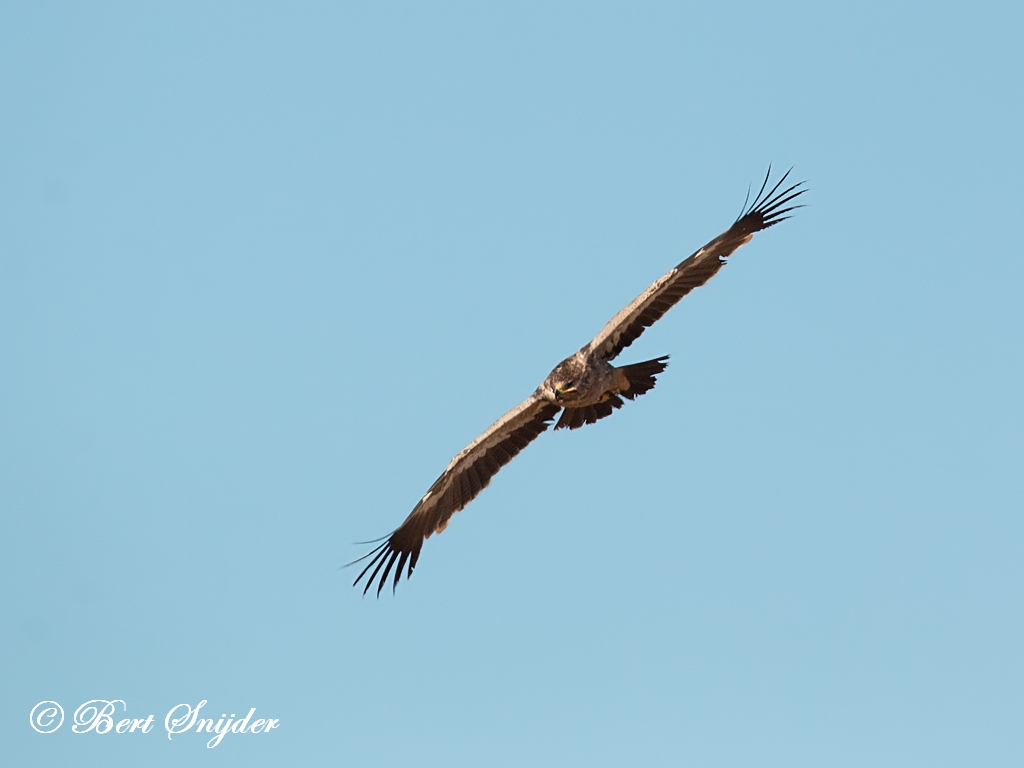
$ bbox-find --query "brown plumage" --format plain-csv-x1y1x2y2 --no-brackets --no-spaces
351,168,806,595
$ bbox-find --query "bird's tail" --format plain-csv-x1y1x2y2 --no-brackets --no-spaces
617,356,670,400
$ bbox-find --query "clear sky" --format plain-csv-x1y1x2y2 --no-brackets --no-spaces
2,2,1022,766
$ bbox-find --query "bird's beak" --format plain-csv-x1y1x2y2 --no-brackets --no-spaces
554,385,577,402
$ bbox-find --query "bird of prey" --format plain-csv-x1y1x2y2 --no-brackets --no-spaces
352,168,806,595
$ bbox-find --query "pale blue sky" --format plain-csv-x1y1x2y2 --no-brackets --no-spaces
2,2,1022,766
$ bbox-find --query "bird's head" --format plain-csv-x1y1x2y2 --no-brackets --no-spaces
543,356,587,403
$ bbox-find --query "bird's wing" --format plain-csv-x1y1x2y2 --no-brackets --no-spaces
351,393,560,596
588,169,805,362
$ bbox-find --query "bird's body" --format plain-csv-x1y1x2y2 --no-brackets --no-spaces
351,169,806,595
542,350,618,406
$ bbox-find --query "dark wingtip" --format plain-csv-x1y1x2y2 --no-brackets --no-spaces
349,532,423,597
734,166,807,233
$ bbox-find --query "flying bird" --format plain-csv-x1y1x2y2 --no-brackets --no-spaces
351,168,806,595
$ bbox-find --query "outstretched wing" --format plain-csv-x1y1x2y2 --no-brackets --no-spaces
351,394,560,596
588,168,806,362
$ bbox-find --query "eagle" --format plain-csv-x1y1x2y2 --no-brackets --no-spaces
351,168,806,595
